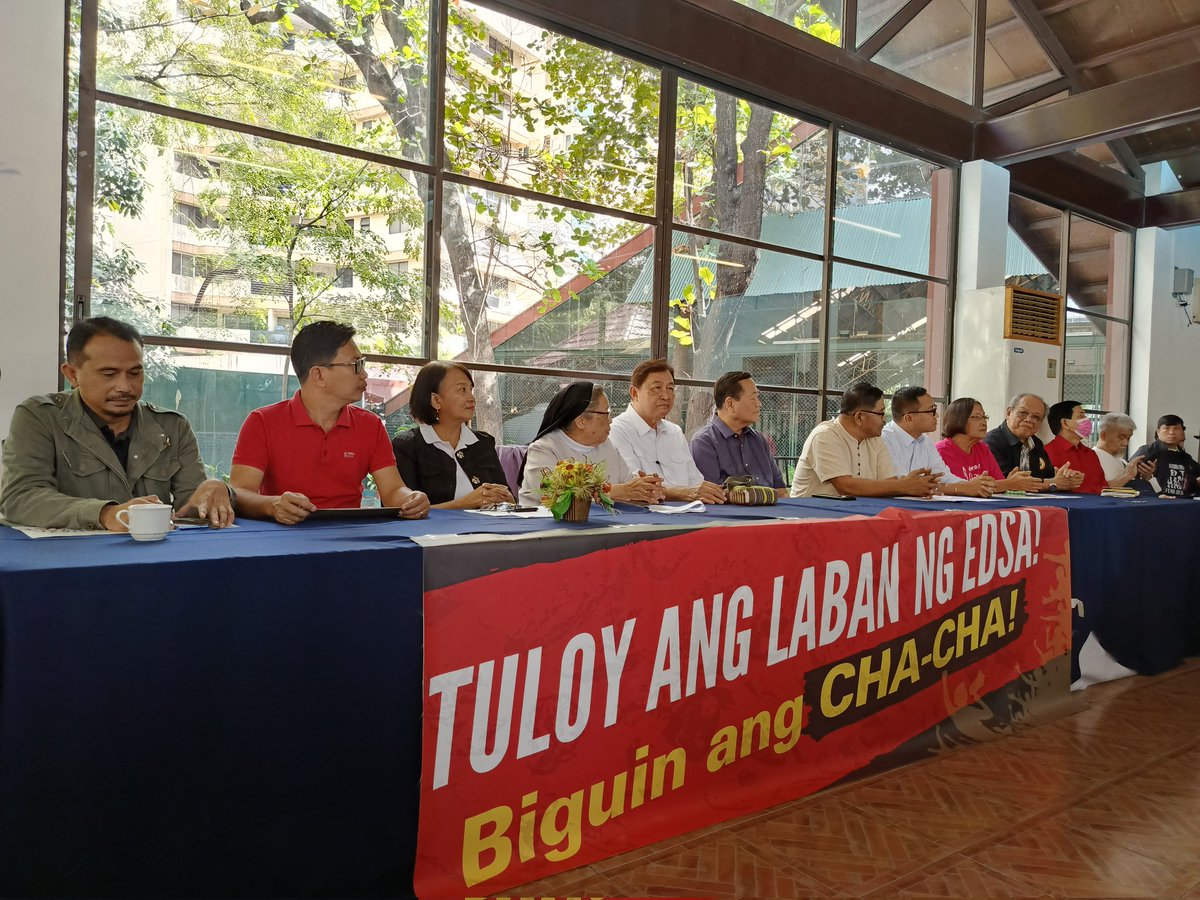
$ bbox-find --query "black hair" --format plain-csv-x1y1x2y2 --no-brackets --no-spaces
291,320,356,383
1157,414,1185,430
410,361,473,425
714,371,752,408
840,382,883,416
890,385,928,421
1047,400,1082,436
65,316,143,365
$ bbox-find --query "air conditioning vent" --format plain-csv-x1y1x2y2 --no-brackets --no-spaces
1004,286,1062,345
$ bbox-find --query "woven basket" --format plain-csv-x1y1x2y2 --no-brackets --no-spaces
562,494,592,523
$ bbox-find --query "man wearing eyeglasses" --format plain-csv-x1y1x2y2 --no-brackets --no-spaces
880,386,995,497
983,393,1084,493
791,382,943,498
230,321,429,523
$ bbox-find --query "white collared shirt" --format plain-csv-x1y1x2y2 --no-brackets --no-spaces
419,423,479,500
609,406,704,488
881,420,962,483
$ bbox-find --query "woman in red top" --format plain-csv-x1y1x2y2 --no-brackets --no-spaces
935,398,1040,492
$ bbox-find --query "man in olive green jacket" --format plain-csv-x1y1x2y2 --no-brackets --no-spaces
0,317,235,531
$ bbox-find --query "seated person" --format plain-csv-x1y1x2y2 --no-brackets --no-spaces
230,321,429,523
1093,412,1150,488
1130,415,1200,497
689,372,787,498
518,382,665,508
935,398,1039,491
609,359,725,504
391,362,513,509
882,386,994,497
0,316,234,531
1043,400,1107,494
983,393,1084,493
791,382,942,498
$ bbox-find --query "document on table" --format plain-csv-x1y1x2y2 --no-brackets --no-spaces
912,495,1002,502
647,501,707,514
2,521,220,538
463,506,554,518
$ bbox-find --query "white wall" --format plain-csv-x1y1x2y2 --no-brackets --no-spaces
0,2,66,462
1129,225,1200,448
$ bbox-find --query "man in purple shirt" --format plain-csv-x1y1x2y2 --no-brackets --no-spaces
689,371,788,498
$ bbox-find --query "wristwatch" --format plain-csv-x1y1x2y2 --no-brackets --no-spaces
1043,478,1059,492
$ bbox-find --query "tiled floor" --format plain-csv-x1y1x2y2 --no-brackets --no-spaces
507,659,1200,898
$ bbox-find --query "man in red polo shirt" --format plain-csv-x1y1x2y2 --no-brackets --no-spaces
1044,399,1107,494
230,321,430,524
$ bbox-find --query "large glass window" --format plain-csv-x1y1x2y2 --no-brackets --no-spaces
675,81,829,255
98,0,433,164
1006,194,1133,416
726,1,842,46
90,105,429,357
68,0,958,476
444,2,660,215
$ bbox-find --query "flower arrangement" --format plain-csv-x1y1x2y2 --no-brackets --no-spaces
539,458,616,521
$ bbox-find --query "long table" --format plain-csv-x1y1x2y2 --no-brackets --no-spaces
1,495,1197,896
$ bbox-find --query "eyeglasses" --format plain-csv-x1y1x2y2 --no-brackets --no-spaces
857,409,886,418
582,409,613,418
1013,409,1044,424
911,406,938,416
969,414,989,421
322,358,367,375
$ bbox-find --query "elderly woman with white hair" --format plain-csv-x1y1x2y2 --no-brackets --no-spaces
1093,412,1147,488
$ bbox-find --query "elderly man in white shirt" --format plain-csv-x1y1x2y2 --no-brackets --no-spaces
881,386,996,497
610,359,726,504
1093,412,1148,487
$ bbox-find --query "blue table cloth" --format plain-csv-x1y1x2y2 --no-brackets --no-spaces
2,495,1198,896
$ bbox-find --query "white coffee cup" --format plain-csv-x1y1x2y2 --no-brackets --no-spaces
116,502,174,541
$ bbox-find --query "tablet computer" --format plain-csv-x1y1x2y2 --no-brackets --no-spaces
305,507,402,521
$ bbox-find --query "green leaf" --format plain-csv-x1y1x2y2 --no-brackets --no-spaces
550,491,572,520
552,263,566,277
672,315,690,329
697,266,715,287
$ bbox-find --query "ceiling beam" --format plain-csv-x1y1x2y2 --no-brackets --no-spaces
986,75,1070,116
976,61,1200,165
857,0,933,60
1144,185,1200,228
1006,0,1081,89
1007,156,1145,228
1077,23,1200,71
1037,0,1094,14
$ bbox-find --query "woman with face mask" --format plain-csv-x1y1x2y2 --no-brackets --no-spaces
1044,400,1107,494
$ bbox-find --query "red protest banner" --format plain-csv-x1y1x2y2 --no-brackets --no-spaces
416,506,1071,897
